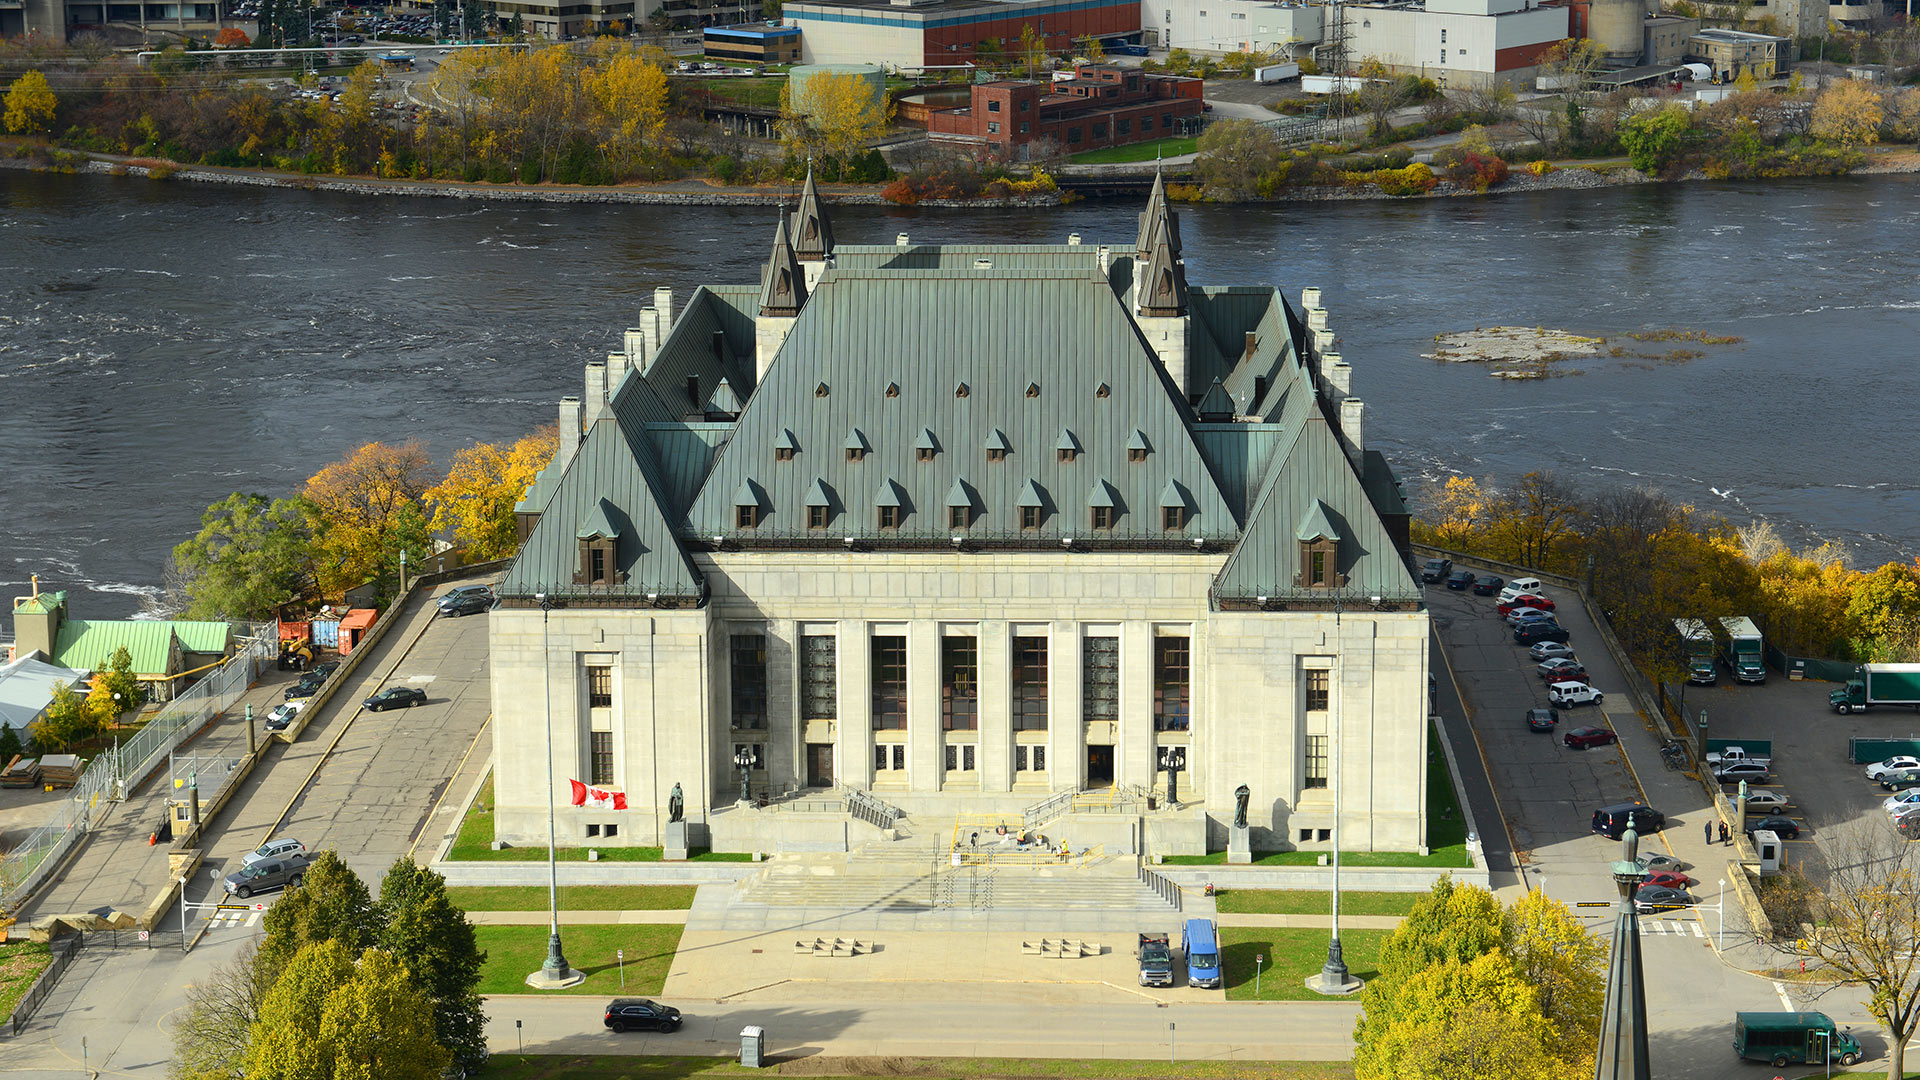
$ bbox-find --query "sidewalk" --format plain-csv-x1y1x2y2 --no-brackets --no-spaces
465,908,688,925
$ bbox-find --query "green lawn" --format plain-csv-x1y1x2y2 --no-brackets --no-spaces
448,775,751,863
688,76,786,108
1220,927,1390,1002
476,924,682,997
1214,890,1421,917
1069,136,1197,164
0,941,52,1019
481,1055,1354,1080
446,885,696,912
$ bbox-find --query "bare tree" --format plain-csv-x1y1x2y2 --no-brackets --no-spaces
170,940,271,1080
1736,520,1787,563
1783,821,1920,1077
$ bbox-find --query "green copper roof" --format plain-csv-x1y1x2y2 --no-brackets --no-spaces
577,497,622,539
54,620,182,676
1296,500,1341,542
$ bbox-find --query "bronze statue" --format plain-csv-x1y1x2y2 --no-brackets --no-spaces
1233,784,1251,830
668,782,684,824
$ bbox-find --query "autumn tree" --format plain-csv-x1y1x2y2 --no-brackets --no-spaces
1353,58,1415,139
781,70,894,171
4,70,57,136
257,850,378,984
1195,117,1285,200
1422,476,1489,550
245,940,450,1080
170,940,275,1080
1846,559,1920,661
586,45,669,179
375,859,488,1072
426,426,556,560
1812,78,1883,146
169,492,315,619
1486,471,1583,571
1620,101,1698,175
213,26,252,47
302,440,436,597
30,683,100,753
99,644,143,713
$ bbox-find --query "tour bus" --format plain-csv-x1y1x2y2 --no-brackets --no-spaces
1733,1011,1860,1068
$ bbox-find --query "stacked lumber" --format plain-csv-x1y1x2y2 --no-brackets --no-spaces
0,755,41,788
36,753,81,788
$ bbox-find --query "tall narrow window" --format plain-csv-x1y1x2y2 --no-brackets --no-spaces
1306,669,1330,712
878,505,901,530
942,637,978,731
730,634,767,730
589,546,608,582
1305,734,1329,788
801,635,836,720
1153,636,1190,732
1020,506,1040,530
871,635,907,730
808,505,828,529
1162,506,1187,531
1012,635,1048,731
589,731,613,785
586,665,612,708
1083,636,1119,724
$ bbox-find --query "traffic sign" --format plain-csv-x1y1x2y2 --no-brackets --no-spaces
138,930,149,941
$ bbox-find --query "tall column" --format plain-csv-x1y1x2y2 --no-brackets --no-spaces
1119,622,1155,789
908,620,941,790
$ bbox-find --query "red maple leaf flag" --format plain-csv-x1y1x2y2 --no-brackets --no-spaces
569,780,627,810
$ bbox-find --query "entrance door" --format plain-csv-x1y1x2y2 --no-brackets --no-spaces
806,744,834,788
1086,744,1115,788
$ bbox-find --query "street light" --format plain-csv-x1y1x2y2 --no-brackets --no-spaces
536,593,571,983
734,746,755,805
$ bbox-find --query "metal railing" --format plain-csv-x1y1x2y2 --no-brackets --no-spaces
953,844,1105,869
0,635,274,918
1023,784,1149,830
839,784,902,832
1022,788,1077,828
1139,863,1183,911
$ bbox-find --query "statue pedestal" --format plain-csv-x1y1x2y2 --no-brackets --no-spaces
664,820,689,861
1227,825,1252,864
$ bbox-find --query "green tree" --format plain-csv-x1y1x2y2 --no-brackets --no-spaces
30,683,99,753
1846,559,1920,661
1619,101,1696,175
257,851,377,984
301,440,436,598
0,723,22,764
100,644,143,713
246,940,450,1080
1358,951,1565,1080
1505,888,1605,1066
4,70,57,136
375,859,489,1072
1195,117,1285,200
168,492,315,620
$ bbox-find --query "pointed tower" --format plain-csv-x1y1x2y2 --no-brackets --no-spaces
1132,166,1193,402
792,164,836,291
757,209,807,383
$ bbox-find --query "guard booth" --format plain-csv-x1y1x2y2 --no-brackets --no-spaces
1752,829,1785,875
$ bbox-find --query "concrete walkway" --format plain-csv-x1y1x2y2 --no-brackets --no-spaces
465,908,688,925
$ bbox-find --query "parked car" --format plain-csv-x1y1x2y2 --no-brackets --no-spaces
1515,622,1571,646
1526,707,1560,732
1643,869,1692,889
439,593,494,617
1881,768,1920,792
1593,802,1665,839
1636,852,1689,873
1741,789,1792,811
243,837,307,866
1745,814,1801,840
264,700,305,732
224,853,310,898
1714,761,1772,786
1505,607,1555,628
1529,641,1577,662
1498,594,1554,616
438,583,493,608
1538,659,1589,682
1897,806,1920,839
1549,682,1604,708
1472,575,1505,596
1635,884,1697,912
1564,725,1617,750
1497,577,1545,604
1445,569,1478,590
1885,790,1920,816
1420,557,1452,583
604,998,682,1033
284,673,326,700
309,659,341,680
1866,755,1920,780
363,686,428,711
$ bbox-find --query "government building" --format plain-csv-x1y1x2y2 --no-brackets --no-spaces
488,174,1432,857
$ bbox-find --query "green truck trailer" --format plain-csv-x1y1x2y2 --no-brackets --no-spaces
1733,1011,1860,1067
1717,616,1766,684
1830,663,1920,713
1675,618,1717,685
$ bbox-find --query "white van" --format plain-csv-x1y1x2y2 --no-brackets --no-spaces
1498,577,1544,603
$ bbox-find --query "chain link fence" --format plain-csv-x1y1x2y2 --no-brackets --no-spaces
0,633,275,919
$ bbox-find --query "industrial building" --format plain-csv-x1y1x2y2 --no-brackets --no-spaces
488,171,1431,858
928,63,1205,157
1687,27,1792,79
783,0,1140,70
704,23,804,63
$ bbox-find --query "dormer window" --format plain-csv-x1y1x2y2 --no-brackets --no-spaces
949,505,970,529
879,505,901,529
775,447,795,462
774,430,799,462
918,448,935,462
737,505,761,528
1020,506,1040,529
1058,448,1077,463
808,505,828,529
1299,538,1339,588
1163,506,1187,530
1129,448,1147,463
574,499,622,586
915,428,939,462
1055,428,1081,462
847,447,865,462
1091,506,1114,530
988,448,1008,462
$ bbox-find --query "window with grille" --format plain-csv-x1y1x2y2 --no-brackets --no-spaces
1091,506,1114,530
1306,669,1330,712
1305,734,1328,788
988,447,1007,462
775,446,794,461
807,505,827,529
1129,447,1147,462
878,505,901,530
941,637,978,730
1163,506,1187,530
801,635,837,720
730,634,767,730
1012,635,1048,731
945,743,977,771
586,665,612,708
1020,506,1040,529
736,505,760,528
590,730,613,785
872,635,907,730
589,546,608,581
1153,636,1191,732
949,505,969,529
874,744,905,771
1082,636,1118,723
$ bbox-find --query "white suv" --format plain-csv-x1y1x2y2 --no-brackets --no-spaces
243,837,307,867
1548,682,1604,708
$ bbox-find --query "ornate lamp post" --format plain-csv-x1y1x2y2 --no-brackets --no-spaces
1158,746,1185,807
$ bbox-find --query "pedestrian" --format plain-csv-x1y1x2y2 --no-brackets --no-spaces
1705,819,1713,845
1720,821,1730,845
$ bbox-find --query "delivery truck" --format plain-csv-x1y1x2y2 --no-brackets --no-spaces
1674,618,1718,685
1830,663,1920,713
1717,615,1766,683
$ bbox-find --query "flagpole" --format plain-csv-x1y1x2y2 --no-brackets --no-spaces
539,594,571,982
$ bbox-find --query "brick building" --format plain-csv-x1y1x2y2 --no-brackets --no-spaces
929,65,1204,157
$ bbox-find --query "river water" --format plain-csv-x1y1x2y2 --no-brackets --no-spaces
3,170,1915,621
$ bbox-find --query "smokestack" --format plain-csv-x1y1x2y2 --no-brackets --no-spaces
1325,354,1351,396
1307,308,1329,333
607,351,630,400
1243,331,1257,363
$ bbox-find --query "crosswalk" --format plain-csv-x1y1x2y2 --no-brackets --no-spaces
1638,919,1704,938
207,909,264,931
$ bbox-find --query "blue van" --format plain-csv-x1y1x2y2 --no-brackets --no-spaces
1183,918,1221,989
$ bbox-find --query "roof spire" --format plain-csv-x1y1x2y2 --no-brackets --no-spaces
759,208,807,317
1136,163,1179,255
1137,209,1189,317
792,161,836,262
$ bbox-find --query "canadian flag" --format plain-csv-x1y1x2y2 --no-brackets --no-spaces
569,780,628,810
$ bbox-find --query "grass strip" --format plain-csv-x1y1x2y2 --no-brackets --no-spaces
447,884,696,912
481,1055,1355,1080
0,941,53,1019
1214,890,1421,917
1220,927,1390,1002
1070,136,1198,164
475,923,682,997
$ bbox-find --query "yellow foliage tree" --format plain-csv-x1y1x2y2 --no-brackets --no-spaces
425,426,558,560
1812,78,1883,146
587,46,669,179
781,70,894,170
1426,476,1488,550
303,440,437,597
4,70,58,136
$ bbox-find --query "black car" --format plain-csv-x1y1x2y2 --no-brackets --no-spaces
1515,622,1572,646
1634,884,1696,912
363,686,428,711
1882,768,1920,791
1419,558,1452,583
1445,569,1478,590
284,673,326,700
1593,802,1664,839
439,593,494,617
1472,575,1505,596
1746,814,1801,839
309,659,341,680
1526,707,1559,732
604,998,681,1033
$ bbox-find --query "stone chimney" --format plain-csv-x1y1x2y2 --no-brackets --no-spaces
559,396,583,464
1340,397,1366,470
1314,328,1336,359
653,286,674,330
606,351,630,400
624,328,648,372
1301,286,1322,309
1307,308,1329,333
1325,355,1351,397
584,360,607,421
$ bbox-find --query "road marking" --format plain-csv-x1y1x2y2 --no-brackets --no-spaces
247,912,261,927
1773,980,1794,1010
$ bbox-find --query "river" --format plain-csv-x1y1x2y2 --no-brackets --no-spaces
2,170,1915,622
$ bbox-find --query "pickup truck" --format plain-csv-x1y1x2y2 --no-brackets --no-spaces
1137,932,1173,987
1705,746,1771,770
